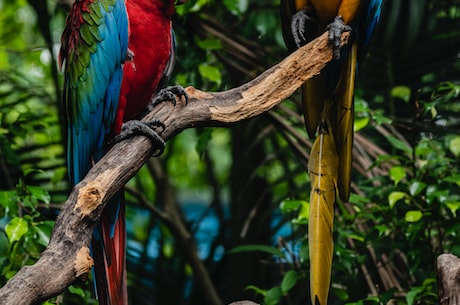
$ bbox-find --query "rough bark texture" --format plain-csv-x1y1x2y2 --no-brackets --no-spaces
0,31,347,305
437,253,460,305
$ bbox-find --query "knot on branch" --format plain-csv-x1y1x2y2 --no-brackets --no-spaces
76,185,103,217
74,247,94,279
74,167,122,217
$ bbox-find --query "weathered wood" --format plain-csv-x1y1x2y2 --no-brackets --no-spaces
437,253,460,305
227,301,260,305
0,31,348,305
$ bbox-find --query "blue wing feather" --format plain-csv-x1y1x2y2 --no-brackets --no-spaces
358,0,383,58
62,0,128,184
61,1,129,303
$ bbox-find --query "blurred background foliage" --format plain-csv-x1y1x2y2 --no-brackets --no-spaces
0,0,460,304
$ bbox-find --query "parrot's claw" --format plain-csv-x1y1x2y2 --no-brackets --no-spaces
110,120,166,156
146,85,188,112
291,9,318,48
326,16,352,60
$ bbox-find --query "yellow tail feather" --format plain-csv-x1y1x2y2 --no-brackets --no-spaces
308,121,338,305
334,42,358,202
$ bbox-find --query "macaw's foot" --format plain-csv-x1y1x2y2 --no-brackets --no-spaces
142,85,189,117
111,120,166,156
326,16,352,60
291,9,318,48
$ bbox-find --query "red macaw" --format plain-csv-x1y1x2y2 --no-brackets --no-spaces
280,1,383,304
59,0,183,304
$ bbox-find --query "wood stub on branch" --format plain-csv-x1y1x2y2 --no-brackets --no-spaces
437,253,460,305
0,31,348,305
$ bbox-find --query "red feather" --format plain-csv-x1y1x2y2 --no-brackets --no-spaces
94,1,176,304
113,0,175,134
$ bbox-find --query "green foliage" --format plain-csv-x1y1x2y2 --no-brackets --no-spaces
248,79,460,304
0,179,53,284
229,244,286,258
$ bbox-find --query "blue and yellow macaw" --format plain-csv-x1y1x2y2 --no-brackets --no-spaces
280,1,383,304
60,0,181,304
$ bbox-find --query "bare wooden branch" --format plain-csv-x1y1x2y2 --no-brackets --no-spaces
437,253,460,305
0,31,348,305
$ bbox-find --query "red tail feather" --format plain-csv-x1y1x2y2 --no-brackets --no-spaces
92,202,127,305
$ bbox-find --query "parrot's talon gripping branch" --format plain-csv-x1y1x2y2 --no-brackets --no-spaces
326,16,352,60
165,85,189,105
145,85,189,114
111,120,166,156
290,9,318,48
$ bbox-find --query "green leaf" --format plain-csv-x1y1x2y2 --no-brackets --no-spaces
33,222,53,247
279,199,304,213
388,191,409,208
0,231,9,255
0,49,9,69
354,116,369,132
406,286,423,305
68,285,86,298
389,166,406,185
332,286,349,301
391,86,411,103
163,242,174,258
198,64,221,85
27,185,50,205
354,98,369,112
0,190,18,214
196,38,222,51
426,185,449,203
446,201,460,216
264,287,282,305
298,201,309,220
372,110,392,125
281,270,298,293
409,181,427,196
5,217,29,243
386,136,412,154
299,242,309,263
229,244,285,258
193,0,213,11
444,174,460,187
245,285,267,296
405,210,423,223
254,11,277,37
343,231,365,242
223,0,248,15
449,136,460,157
292,201,309,225
429,103,438,118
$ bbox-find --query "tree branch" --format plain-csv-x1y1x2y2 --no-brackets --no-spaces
437,253,460,305
0,31,349,305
